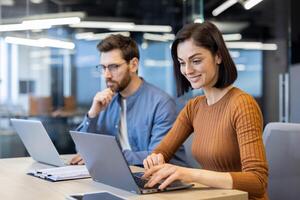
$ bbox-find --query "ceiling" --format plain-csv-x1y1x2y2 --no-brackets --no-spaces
0,0,287,41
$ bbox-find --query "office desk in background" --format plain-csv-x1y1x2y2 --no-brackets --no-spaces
0,157,248,200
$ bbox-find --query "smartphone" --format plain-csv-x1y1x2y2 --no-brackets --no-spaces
67,191,126,200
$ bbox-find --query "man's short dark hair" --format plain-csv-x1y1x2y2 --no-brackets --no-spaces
97,34,139,62
171,21,238,96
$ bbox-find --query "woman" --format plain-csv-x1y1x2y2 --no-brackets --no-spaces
143,21,268,200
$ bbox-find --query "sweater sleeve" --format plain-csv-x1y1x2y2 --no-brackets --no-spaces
230,94,268,198
153,98,196,162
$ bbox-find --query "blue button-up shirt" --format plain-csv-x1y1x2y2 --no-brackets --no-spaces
76,80,187,166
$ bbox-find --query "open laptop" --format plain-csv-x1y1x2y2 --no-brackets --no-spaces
11,118,69,167
70,131,193,194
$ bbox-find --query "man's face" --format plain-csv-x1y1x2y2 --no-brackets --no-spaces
100,49,132,92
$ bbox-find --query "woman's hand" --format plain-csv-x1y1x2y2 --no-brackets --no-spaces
143,153,165,170
143,163,195,190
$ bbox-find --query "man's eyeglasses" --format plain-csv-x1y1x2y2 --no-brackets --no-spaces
96,62,127,74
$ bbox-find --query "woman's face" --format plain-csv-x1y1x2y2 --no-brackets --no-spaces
177,39,221,90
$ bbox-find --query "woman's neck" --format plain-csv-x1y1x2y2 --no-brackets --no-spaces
203,85,233,106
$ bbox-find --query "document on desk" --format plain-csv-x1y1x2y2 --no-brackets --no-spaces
28,165,91,181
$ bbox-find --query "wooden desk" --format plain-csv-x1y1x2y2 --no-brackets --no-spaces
0,157,248,200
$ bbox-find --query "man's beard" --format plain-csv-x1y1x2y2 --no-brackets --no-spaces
106,73,131,93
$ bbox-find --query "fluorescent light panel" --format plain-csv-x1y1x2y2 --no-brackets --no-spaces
71,21,172,33
70,21,135,29
0,23,51,32
22,17,81,26
4,37,75,49
226,41,277,50
194,18,204,23
111,24,172,33
0,15,82,32
243,0,263,10
75,32,130,40
143,33,175,42
222,33,242,41
212,0,238,16
130,25,172,33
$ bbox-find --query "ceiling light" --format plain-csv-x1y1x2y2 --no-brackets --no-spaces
141,42,148,49
70,21,135,29
23,12,85,21
143,33,175,42
4,37,75,49
243,0,263,10
212,21,249,33
212,0,239,16
74,32,95,40
111,25,172,33
22,17,81,26
0,23,51,32
0,13,83,32
226,42,277,50
70,21,172,33
194,18,204,23
39,38,75,49
222,33,242,41
4,37,44,47
0,0,14,6
30,0,43,3
75,32,130,41
236,64,246,71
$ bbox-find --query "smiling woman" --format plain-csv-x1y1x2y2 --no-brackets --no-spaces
143,21,269,200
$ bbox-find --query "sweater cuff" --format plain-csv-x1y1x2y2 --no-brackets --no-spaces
230,172,266,198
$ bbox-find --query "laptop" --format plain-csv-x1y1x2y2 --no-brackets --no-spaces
11,118,69,167
70,131,193,194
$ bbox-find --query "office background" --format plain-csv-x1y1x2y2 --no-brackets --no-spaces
0,0,299,158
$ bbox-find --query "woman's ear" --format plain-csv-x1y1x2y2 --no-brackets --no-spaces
215,53,222,65
129,57,139,73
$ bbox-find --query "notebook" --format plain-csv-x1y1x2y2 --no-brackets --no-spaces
28,165,90,181
11,118,70,167
70,131,193,194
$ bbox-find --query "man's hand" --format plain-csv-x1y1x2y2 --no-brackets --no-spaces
143,153,165,170
69,154,85,165
88,88,115,118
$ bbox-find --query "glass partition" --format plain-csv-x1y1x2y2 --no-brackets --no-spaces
0,0,291,157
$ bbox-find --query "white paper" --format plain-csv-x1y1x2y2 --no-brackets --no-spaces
28,165,90,181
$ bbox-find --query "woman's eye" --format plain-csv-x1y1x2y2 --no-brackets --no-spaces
192,60,202,65
179,62,186,67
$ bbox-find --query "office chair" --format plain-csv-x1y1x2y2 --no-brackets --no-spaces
263,122,300,200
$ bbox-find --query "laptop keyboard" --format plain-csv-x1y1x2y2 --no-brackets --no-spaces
133,172,160,189
133,176,148,188
133,172,188,190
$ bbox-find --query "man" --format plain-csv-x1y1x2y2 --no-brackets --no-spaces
70,34,187,166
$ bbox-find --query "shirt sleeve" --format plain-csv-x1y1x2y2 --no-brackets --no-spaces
75,114,99,133
153,98,196,162
229,94,268,198
124,98,187,166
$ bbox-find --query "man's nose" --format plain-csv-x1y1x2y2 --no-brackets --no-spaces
103,68,112,78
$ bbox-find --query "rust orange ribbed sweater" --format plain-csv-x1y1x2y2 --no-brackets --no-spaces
153,87,268,200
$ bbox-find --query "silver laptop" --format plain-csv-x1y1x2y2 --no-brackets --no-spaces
70,131,193,194
11,118,69,167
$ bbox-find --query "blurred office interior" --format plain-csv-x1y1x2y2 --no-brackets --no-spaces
0,0,299,158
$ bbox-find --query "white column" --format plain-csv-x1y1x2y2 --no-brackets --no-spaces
11,44,19,104
0,38,8,103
